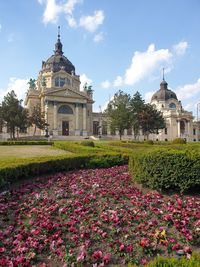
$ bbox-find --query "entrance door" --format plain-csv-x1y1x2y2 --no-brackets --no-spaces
62,121,69,136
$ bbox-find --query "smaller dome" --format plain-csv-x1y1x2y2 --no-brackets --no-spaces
151,79,178,101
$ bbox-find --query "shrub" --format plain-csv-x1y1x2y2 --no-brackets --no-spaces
146,253,200,267
0,140,53,145
172,138,186,144
145,140,154,145
80,140,95,147
129,149,200,192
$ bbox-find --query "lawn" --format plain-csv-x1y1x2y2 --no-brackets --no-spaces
0,145,70,161
0,165,199,266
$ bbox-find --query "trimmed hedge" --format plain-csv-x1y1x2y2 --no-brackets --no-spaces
0,140,53,145
146,253,200,267
0,152,127,189
129,149,200,192
172,138,187,144
80,140,95,147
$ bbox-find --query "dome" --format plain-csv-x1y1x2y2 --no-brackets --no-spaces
151,79,178,101
43,54,75,74
41,27,75,75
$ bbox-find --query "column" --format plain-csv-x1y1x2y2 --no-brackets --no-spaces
177,120,180,138
187,121,190,141
53,101,58,136
82,104,87,136
53,101,57,129
75,103,80,136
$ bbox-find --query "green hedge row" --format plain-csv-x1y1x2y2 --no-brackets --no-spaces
0,140,53,145
0,153,127,189
145,253,200,267
129,149,200,192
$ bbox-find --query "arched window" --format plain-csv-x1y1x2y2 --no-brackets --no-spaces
55,77,66,87
58,105,73,114
169,103,176,109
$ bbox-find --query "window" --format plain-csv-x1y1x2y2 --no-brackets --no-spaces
58,105,73,114
193,128,196,135
165,128,167,135
93,121,99,135
169,103,176,109
55,77,67,87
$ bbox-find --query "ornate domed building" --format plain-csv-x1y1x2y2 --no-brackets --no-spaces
25,27,94,137
150,75,198,141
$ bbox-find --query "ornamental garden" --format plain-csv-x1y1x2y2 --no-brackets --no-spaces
0,140,200,266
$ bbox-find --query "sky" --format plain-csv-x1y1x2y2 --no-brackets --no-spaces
0,0,200,116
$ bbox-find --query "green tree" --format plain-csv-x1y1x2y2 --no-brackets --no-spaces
138,103,165,139
30,105,47,135
15,107,31,138
130,91,145,139
105,90,132,140
1,90,28,139
0,105,4,133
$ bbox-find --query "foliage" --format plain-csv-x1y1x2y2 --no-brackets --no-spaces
0,90,29,139
0,140,53,146
145,140,154,145
172,138,187,144
0,165,199,266
138,103,165,139
130,91,145,139
129,149,200,192
80,140,95,147
105,90,132,140
146,253,200,267
29,104,47,135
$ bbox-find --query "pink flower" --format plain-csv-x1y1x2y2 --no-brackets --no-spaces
92,250,103,259
120,244,125,251
103,253,110,264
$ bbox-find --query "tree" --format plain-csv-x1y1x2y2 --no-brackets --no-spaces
1,90,29,139
138,103,165,139
0,105,3,133
105,90,132,140
30,105,47,135
130,91,145,139
15,107,31,138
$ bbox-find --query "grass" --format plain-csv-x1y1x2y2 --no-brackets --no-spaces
0,145,70,161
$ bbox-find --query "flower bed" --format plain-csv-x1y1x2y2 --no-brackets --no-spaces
0,165,199,266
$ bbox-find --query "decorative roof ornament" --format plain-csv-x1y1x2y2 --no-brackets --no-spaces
54,26,63,56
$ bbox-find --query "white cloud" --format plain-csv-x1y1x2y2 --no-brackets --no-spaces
93,32,104,43
66,15,77,28
113,76,123,87
0,24,2,32
102,44,173,88
63,0,82,15
0,77,29,103
79,10,104,32
42,0,62,24
80,73,92,91
101,80,111,89
173,41,188,56
124,44,172,86
175,78,200,100
144,91,154,103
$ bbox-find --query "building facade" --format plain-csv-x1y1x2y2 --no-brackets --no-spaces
25,29,94,137
0,31,199,141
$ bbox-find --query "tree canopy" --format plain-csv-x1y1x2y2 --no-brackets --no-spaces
105,90,165,140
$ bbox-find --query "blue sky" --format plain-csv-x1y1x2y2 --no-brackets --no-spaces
0,0,200,115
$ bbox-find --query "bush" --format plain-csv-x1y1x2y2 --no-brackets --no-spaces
0,140,53,145
129,149,200,192
145,140,154,145
172,138,186,144
80,140,95,147
146,253,200,267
